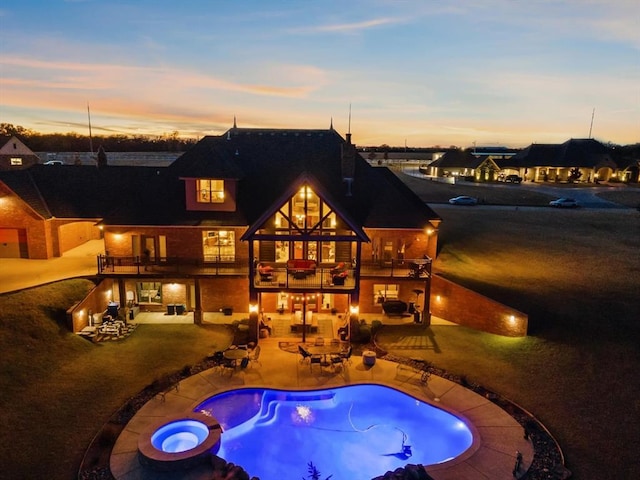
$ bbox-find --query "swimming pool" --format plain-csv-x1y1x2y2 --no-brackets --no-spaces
195,384,473,479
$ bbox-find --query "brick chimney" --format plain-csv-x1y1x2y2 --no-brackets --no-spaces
341,134,356,196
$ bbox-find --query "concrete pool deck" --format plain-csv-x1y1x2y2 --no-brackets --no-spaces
110,336,534,480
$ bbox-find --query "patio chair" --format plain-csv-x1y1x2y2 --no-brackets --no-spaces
309,353,323,372
220,357,236,376
209,351,225,372
248,345,261,367
298,345,312,364
340,345,353,365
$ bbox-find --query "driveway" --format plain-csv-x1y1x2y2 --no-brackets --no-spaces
0,240,103,294
517,183,627,209
400,165,630,209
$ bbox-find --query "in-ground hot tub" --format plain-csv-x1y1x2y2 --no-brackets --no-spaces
137,412,221,471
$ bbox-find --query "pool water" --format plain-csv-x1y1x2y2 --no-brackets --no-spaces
195,384,473,480
151,419,210,453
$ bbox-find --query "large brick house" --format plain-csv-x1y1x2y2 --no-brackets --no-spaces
0,127,441,331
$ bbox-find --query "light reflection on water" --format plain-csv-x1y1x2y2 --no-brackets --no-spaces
195,384,473,480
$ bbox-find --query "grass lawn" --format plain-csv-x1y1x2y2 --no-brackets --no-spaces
1,175,639,479
386,172,640,478
0,279,233,480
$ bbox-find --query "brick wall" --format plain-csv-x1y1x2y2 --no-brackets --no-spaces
199,277,249,313
430,274,528,337
362,228,438,262
55,220,102,255
67,279,115,332
0,187,52,258
359,278,429,314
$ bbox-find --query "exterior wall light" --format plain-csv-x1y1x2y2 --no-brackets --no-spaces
350,305,359,315
249,304,259,313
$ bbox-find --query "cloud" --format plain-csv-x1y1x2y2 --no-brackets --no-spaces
0,55,325,99
292,16,406,34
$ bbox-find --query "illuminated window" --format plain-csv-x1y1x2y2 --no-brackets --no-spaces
373,284,399,304
137,282,162,304
10,157,22,166
203,230,235,261
197,179,225,203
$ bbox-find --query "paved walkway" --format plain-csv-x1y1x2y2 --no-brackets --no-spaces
110,337,533,480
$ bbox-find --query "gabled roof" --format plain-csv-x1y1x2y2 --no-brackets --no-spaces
240,172,369,241
506,139,615,168
0,169,51,218
429,149,484,168
0,165,170,220
1,127,440,230
181,128,440,230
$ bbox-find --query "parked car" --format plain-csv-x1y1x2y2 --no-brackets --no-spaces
503,174,522,183
549,198,579,208
449,195,478,205
43,160,64,165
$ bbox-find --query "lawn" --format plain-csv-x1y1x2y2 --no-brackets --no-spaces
0,280,233,480
1,176,639,479
386,172,640,478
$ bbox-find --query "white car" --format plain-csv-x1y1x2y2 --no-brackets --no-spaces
44,160,64,165
449,196,478,205
549,198,579,208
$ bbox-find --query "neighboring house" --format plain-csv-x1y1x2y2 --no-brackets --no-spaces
0,126,441,330
616,155,640,184
0,135,41,170
363,149,441,166
426,149,501,181
501,138,619,183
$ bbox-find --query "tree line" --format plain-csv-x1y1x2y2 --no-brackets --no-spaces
0,123,197,152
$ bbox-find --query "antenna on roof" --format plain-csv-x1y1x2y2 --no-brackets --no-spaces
346,104,352,144
87,103,94,154
588,108,595,139
233,116,237,129
330,117,333,130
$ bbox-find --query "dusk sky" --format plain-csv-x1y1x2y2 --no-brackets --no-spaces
1,0,638,147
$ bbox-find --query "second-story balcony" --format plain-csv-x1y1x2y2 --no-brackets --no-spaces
253,265,356,291
97,255,431,285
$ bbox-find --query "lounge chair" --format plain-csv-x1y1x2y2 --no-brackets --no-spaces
258,263,274,282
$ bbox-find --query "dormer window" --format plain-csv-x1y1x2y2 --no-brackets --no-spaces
197,179,225,203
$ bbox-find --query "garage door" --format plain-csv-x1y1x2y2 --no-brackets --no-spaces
0,228,28,258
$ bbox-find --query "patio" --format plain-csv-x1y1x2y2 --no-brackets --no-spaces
108,335,534,480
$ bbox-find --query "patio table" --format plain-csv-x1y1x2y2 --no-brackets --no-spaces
223,348,248,368
307,344,342,366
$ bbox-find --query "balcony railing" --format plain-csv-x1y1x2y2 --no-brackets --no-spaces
97,255,432,281
97,255,250,276
253,266,356,291
359,258,432,278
